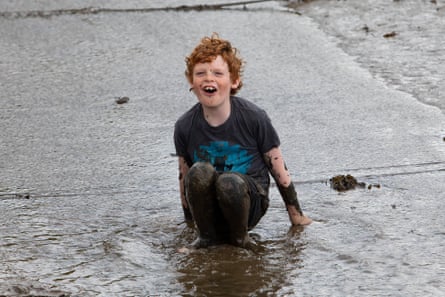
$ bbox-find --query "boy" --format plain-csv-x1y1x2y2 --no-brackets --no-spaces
174,34,311,249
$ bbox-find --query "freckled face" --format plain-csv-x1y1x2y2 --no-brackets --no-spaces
190,55,239,109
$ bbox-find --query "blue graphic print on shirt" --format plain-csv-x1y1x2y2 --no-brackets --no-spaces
193,141,253,174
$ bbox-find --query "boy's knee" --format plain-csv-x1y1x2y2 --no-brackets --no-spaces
186,162,217,188
216,173,249,202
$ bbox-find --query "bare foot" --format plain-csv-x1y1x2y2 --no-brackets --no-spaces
287,205,312,226
294,215,312,226
231,233,253,248
177,246,191,254
191,237,212,248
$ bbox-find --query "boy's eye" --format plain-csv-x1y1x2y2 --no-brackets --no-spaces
193,70,226,77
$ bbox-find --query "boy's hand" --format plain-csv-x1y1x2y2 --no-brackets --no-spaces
287,205,312,226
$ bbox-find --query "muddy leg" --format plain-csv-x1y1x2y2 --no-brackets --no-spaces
185,162,223,248
216,173,253,248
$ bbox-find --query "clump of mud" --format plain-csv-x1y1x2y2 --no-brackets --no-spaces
329,174,380,192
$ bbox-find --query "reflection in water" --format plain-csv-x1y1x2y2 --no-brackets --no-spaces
174,225,305,297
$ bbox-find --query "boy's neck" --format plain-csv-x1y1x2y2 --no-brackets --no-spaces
202,97,231,127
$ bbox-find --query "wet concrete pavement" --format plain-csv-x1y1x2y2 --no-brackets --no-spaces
295,0,445,114
1,1,444,296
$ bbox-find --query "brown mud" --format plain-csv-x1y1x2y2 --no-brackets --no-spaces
329,174,381,192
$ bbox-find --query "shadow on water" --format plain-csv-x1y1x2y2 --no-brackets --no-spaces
170,224,306,296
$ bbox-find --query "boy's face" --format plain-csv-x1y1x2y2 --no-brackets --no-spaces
190,55,239,109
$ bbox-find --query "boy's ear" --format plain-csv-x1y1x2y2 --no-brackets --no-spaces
187,80,194,92
185,71,193,85
231,78,240,89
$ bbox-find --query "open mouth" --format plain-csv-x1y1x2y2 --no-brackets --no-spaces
203,86,217,94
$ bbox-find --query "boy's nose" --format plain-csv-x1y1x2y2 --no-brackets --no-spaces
204,71,215,80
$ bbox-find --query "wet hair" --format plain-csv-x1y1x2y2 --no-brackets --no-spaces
185,33,244,95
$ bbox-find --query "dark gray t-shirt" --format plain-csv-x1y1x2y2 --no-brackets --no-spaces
174,96,280,190
174,96,280,189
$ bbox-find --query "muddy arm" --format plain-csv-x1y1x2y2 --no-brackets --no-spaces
178,156,193,221
264,147,312,226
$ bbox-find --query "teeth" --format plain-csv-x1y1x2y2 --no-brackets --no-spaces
204,87,217,93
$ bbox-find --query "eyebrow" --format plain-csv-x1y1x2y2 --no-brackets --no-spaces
194,66,227,72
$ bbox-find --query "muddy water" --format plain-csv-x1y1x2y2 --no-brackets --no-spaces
1,1,445,296
293,0,445,113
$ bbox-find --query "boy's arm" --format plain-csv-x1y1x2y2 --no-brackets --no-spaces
264,147,312,226
178,156,193,222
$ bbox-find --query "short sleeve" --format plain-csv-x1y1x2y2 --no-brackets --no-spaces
174,120,192,166
256,110,281,154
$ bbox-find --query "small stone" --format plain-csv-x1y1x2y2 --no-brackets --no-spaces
115,96,129,104
362,24,370,33
383,31,397,38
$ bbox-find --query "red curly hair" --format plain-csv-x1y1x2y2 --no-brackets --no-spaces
185,33,244,95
